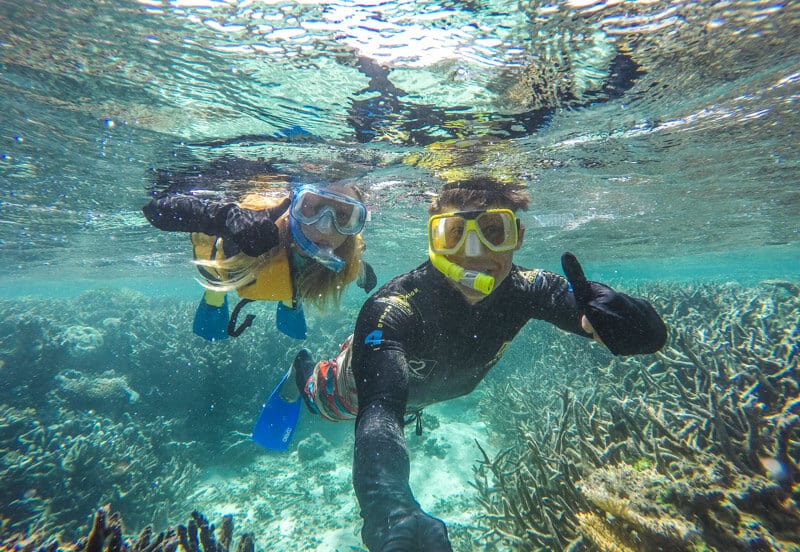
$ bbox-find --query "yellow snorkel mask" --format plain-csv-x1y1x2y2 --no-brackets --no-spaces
427,209,519,295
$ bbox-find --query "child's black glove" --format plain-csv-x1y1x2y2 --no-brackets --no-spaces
226,198,291,257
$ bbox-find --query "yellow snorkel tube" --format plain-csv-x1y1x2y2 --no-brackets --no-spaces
429,248,495,295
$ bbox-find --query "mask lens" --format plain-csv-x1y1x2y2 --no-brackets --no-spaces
429,214,469,254
297,191,325,219
442,217,466,250
332,202,358,230
477,211,515,248
292,187,366,234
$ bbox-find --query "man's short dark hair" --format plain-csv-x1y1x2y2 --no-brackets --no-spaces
428,177,531,214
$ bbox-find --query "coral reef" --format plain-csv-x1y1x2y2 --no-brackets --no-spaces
0,289,362,542
2,281,797,550
0,507,254,552
0,406,200,539
473,281,799,551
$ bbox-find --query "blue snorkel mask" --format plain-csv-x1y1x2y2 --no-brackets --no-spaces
288,185,367,273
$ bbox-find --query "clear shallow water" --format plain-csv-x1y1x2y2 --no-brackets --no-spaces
1,0,798,289
1,0,799,547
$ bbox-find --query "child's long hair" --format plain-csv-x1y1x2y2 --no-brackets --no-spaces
194,182,365,311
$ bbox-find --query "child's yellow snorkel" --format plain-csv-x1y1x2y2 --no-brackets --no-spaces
428,248,495,295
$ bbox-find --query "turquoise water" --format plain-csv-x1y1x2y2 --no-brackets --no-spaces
1,0,799,549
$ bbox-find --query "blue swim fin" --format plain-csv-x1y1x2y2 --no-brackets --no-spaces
252,371,302,451
276,300,307,340
193,291,229,341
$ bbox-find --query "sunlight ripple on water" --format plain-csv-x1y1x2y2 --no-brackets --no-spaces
0,0,797,281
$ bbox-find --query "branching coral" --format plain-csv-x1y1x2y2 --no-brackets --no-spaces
0,507,254,552
0,407,200,540
474,282,800,551
0,290,360,543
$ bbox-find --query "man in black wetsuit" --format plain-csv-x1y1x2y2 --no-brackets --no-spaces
289,177,667,551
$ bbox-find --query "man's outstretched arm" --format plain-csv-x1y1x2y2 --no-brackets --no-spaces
351,308,452,551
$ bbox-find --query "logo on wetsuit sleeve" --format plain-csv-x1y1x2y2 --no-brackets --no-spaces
364,290,419,350
364,330,383,346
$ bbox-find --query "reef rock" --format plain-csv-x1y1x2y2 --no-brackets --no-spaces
55,369,139,405
58,325,104,356
296,432,330,463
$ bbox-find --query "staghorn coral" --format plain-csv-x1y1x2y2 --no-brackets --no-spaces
0,507,254,552
0,406,200,540
474,281,800,551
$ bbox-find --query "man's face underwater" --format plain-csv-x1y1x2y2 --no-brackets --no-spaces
435,203,524,304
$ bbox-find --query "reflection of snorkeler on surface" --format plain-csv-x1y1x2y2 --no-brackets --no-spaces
347,53,642,145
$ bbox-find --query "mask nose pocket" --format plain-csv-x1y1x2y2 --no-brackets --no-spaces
465,231,482,257
314,212,335,234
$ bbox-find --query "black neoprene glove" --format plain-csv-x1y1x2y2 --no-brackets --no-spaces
380,510,452,552
561,252,667,356
358,261,378,293
225,197,291,257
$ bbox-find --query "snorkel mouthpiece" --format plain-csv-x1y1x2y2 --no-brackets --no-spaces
315,245,345,271
429,249,494,295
